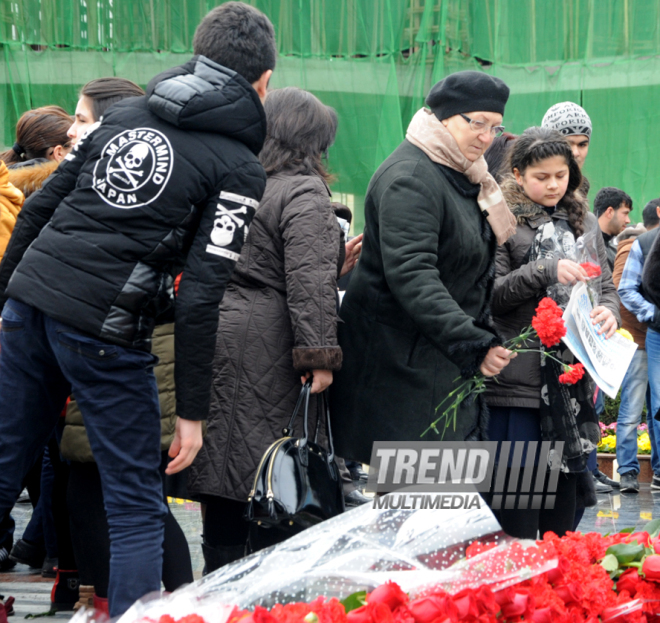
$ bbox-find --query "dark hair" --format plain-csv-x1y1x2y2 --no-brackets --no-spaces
332,202,352,224
484,132,517,183
80,78,145,122
643,199,660,228
0,106,73,165
507,126,586,235
593,187,633,218
193,2,276,84
259,87,337,182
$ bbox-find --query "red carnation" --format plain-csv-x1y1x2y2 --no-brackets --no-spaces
532,298,567,348
546,556,570,585
554,581,583,605
558,363,585,385
580,262,602,279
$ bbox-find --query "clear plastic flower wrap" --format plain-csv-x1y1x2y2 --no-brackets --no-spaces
90,496,561,623
545,220,603,307
574,222,603,305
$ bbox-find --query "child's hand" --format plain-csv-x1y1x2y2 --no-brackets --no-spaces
557,259,588,285
590,306,617,338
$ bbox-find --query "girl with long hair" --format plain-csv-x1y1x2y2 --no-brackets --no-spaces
486,127,620,538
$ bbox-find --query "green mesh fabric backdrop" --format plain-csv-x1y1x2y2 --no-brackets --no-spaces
2,0,659,230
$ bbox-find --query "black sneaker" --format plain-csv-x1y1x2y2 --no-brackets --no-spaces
594,469,620,489
620,471,640,493
9,539,45,569
652,475,660,490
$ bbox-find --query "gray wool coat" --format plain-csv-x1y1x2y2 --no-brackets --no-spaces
188,169,343,503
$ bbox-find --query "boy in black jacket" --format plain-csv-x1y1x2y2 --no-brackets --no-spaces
0,3,275,615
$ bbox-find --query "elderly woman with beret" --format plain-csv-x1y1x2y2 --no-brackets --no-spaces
331,71,516,460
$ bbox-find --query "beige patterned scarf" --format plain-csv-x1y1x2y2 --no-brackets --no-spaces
406,108,516,245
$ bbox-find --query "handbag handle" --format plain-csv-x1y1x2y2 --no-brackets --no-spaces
282,377,336,467
320,389,336,464
283,379,312,437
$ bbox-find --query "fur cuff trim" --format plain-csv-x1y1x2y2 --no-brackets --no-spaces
448,334,502,379
292,346,343,371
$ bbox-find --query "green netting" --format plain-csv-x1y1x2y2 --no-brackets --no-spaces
2,0,660,228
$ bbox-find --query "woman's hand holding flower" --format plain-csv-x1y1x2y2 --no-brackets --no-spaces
556,259,588,285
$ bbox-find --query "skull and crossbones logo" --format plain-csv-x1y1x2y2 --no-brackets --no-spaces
210,202,249,247
107,142,152,190
93,128,173,209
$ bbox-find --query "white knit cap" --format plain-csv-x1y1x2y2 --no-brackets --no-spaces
542,102,592,138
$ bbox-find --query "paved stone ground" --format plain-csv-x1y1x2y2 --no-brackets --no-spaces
1,486,657,622
0,499,204,623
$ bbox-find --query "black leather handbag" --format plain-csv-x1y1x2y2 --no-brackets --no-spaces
244,380,345,548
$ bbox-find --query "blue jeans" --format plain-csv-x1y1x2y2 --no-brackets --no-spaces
0,299,166,616
648,329,660,474
616,350,650,475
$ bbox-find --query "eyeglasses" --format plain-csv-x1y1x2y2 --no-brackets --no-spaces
459,113,505,137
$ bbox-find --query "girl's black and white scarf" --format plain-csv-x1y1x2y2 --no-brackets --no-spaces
529,217,600,473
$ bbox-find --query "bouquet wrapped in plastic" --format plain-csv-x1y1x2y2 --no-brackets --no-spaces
546,219,603,307
69,499,660,623
99,501,555,623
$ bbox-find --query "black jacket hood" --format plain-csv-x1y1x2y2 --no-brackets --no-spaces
146,55,267,155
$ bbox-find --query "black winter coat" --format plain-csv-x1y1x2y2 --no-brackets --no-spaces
330,140,500,464
188,171,342,502
642,229,660,314
0,56,267,421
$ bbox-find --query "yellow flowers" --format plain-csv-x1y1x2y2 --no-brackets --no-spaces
616,328,634,341
598,429,651,455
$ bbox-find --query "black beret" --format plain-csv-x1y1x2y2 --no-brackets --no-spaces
425,71,510,121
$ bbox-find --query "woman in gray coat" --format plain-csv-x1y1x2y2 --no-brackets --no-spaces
188,87,350,572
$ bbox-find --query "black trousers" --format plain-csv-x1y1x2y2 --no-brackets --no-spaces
486,471,578,539
67,455,193,597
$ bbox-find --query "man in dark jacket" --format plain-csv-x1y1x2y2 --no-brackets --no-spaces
594,186,633,271
0,3,275,615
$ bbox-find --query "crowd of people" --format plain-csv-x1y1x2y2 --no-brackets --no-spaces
0,1,658,619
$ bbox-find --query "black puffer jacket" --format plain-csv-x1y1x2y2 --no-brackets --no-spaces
0,55,267,421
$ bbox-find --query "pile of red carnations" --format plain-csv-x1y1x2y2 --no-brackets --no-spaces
142,526,660,623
